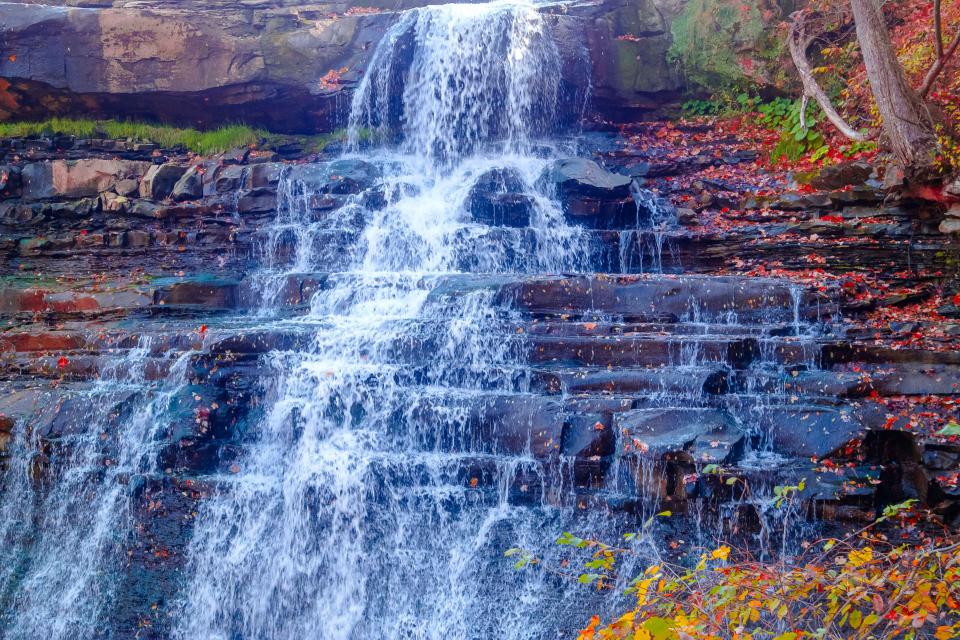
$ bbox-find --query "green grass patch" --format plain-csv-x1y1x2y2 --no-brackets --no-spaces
0,118,376,155
0,118,270,155
0,117,99,139
100,122,264,154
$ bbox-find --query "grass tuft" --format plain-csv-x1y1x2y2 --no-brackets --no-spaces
0,118,266,155
0,118,375,155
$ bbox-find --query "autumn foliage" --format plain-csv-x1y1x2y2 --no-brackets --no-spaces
513,503,960,640
671,0,960,173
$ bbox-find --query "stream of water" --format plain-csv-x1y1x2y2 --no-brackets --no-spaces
0,2,831,638
177,2,604,638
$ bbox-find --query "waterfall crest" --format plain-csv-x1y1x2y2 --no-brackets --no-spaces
348,0,561,166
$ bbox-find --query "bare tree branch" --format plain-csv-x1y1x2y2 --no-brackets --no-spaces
919,27,960,98
788,11,870,142
934,0,944,61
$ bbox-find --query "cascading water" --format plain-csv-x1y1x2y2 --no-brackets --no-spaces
347,1,561,164
0,339,195,639
0,2,847,637
176,2,604,638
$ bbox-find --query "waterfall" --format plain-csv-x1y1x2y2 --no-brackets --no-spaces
348,0,561,165
175,2,600,638
0,340,196,638
0,3,841,637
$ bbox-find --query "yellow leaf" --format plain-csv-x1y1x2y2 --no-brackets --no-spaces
618,611,636,622
847,547,873,568
635,577,655,606
935,626,956,640
849,609,862,629
711,546,731,561
695,554,707,571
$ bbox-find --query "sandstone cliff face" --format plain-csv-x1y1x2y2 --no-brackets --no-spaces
558,0,683,119
0,1,397,132
0,0,684,131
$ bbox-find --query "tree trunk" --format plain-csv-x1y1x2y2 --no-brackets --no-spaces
849,0,937,173
788,11,869,142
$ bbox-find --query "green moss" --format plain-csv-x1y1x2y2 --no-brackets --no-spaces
669,0,792,93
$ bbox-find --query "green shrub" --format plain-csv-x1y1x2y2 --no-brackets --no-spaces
756,97,827,162
682,92,761,118
681,99,721,117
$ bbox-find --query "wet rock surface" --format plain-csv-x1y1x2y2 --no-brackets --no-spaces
0,126,959,636
468,168,534,227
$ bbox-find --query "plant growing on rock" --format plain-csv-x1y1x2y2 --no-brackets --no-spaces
756,97,828,163
510,498,960,639
669,0,795,93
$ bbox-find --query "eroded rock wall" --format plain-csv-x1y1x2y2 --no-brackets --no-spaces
0,0,684,131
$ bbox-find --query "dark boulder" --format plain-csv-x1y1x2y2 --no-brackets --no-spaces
538,158,632,199
616,407,743,463
288,160,381,196
237,191,277,215
323,159,382,194
759,405,864,459
561,412,615,458
125,200,163,219
726,338,761,369
171,166,204,202
214,166,249,194
467,168,533,227
250,163,283,190
802,161,876,191
537,158,636,228
38,391,139,442
153,278,239,311
140,164,187,201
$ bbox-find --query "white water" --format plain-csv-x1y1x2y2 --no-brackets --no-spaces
0,2,834,636
0,340,196,638
348,0,561,166
176,2,600,638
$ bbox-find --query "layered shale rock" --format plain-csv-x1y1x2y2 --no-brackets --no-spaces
0,0,684,131
1,128,959,637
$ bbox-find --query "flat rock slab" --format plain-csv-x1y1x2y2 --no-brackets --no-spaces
758,405,864,459
0,287,153,317
615,407,743,463
496,274,820,322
